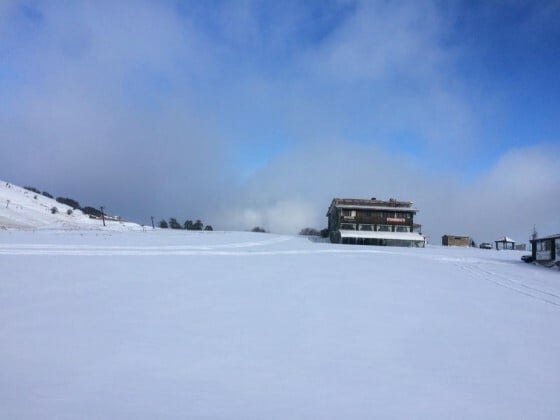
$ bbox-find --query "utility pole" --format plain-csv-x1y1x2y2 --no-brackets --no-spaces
150,216,155,229
100,206,106,227
531,225,538,241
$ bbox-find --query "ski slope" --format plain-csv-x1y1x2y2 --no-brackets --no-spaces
0,180,141,231
1,229,559,419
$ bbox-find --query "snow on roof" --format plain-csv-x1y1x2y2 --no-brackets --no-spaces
334,204,419,212
495,236,515,243
532,233,560,241
332,197,413,206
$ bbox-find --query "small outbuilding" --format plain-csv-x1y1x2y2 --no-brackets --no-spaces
495,236,515,250
442,235,471,247
530,233,560,265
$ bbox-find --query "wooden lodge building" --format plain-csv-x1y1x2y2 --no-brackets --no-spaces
326,198,425,247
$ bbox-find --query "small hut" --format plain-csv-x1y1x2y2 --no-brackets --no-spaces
442,235,471,247
495,236,515,250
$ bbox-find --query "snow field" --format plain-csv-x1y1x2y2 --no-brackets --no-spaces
1,230,559,419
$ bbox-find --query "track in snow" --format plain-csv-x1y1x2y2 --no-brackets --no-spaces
456,261,560,308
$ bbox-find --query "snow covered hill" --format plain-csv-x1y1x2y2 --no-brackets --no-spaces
0,180,141,230
1,229,558,419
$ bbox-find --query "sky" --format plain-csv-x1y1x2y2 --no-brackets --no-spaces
1,0,559,243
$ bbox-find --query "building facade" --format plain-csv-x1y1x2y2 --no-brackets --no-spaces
531,234,560,265
327,198,425,247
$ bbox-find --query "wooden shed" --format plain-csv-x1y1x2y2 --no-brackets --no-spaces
442,235,471,247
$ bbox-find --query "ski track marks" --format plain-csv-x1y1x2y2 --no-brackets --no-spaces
455,261,560,308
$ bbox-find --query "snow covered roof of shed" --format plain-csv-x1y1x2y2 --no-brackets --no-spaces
495,236,515,243
531,233,560,242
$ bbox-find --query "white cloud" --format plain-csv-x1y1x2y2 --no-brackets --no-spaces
222,142,559,242
226,200,317,233
295,0,479,153
451,144,560,242
1,0,557,241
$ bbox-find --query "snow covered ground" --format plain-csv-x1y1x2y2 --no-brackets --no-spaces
0,180,142,231
1,229,559,419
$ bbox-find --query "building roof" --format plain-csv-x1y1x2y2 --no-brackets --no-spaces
495,236,515,243
327,198,418,216
531,233,560,242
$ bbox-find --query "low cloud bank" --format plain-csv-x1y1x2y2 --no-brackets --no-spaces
221,142,559,244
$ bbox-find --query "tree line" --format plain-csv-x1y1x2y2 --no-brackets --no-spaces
24,185,103,217
159,218,213,231
299,227,329,238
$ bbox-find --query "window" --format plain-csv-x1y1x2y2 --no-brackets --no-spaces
340,223,356,230
359,224,374,231
536,239,553,260
395,226,410,232
377,225,392,232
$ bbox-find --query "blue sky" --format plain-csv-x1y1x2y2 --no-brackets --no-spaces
0,0,559,240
